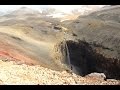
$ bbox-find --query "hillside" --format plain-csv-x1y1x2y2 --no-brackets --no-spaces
61,5,120,79
0,6,119,85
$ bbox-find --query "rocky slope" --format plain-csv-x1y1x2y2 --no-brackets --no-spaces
61,5,120,79
0,7,67,72
0,60,119,85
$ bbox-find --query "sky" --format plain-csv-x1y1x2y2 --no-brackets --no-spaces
0,5,106,13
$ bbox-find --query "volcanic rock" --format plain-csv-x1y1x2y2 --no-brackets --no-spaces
61,5,120,79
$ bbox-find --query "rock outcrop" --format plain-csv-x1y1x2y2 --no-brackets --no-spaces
61,6,120,79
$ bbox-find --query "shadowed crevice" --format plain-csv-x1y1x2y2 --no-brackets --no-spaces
61,40,120,80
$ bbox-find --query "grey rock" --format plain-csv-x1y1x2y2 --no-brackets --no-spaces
61,6,120,79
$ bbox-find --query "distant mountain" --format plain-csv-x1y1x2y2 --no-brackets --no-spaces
0,6,108,23
11,7,41,16
0,6,61,26
2,7,42,19
45,6,106,21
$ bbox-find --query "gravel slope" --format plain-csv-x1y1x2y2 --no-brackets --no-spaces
0,60,119,85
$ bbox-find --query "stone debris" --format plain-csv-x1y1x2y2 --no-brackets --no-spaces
0,60,119,85
85,72,106,80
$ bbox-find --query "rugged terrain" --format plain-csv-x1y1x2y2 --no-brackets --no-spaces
61,5,120,79
0,7,66,71
0,60,119,85
0,6,120,85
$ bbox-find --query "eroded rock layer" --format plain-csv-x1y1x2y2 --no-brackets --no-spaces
61,6,120,79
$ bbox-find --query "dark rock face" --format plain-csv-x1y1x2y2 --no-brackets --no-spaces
61,6,120,79
63,40,120,79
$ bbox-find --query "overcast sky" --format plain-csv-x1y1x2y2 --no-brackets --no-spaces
0,5,106,13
